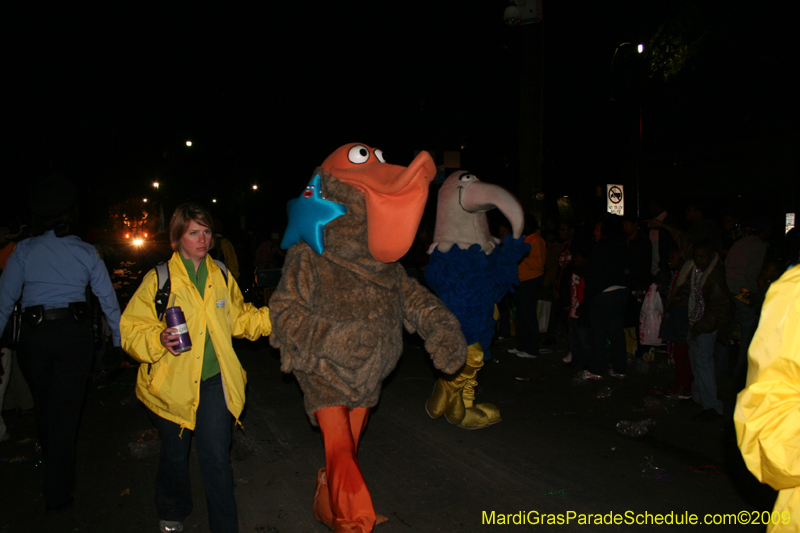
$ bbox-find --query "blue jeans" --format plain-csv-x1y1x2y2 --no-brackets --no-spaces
688,331,723,414
588,289,628,376
147,373,238,533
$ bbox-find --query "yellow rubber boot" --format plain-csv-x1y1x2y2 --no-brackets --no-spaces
425,377,467,424
426,343,501,428
459,343,501,429
426,344,490,425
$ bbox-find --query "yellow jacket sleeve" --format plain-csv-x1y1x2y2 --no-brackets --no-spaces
227,275,271,340
734,265,800,531
120,269,169,364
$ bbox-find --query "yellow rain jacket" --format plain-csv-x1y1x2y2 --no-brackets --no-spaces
121,252,271,432
734,264,800,532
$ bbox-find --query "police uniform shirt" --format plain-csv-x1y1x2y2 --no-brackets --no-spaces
0,230,121,347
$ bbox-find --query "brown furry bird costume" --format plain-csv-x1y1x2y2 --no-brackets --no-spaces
269,143,466,533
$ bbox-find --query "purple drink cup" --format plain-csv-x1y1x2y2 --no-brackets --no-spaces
165,306,192,353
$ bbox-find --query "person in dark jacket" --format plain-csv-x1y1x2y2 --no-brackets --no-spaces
580,216,629,380
665,239,735,421
622,215,656,357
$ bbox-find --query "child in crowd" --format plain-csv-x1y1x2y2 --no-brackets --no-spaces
664,240,735,421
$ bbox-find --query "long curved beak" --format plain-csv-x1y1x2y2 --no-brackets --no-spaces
459,181,525,238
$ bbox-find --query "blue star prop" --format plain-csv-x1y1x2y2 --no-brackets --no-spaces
281,174,347,254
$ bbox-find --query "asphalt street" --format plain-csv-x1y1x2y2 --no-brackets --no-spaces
0,332,779,532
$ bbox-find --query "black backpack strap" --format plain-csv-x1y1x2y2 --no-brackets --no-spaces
154,259,226,320
154,261,171,321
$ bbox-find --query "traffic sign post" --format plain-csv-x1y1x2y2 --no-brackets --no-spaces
606,184,624,216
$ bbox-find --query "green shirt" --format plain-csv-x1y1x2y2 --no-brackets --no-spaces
179,252,221,381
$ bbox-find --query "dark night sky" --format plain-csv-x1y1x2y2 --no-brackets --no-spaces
4,1,798,233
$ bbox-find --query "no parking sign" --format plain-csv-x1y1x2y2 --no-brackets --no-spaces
606,184,624,216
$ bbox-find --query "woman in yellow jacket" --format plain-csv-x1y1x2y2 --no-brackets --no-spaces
121,203,271,533
734,264,799,533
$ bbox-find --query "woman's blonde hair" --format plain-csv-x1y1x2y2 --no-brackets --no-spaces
169,202,215,252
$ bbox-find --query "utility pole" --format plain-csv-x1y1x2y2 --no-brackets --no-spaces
506,0,544,217
518,21,544,217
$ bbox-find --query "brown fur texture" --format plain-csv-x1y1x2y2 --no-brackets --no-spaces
269,169,467,424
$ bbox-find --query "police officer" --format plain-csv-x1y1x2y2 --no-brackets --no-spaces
0,176,122,511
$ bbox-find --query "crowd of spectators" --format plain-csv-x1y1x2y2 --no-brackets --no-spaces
1,185,798,529
499,197,798,424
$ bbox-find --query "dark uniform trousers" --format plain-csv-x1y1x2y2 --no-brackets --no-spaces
17,314,93,509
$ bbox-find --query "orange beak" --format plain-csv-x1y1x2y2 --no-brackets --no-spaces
322,143,436,263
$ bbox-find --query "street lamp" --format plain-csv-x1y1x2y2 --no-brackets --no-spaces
186,140,193,147
151,181,164,233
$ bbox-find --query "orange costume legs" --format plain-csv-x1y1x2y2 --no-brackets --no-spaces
314,406,376,533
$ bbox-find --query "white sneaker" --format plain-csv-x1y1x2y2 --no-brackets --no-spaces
160,520,184,533
562,352,573,363
515,351,537,359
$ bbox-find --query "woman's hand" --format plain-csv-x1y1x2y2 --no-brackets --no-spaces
160,327,182,355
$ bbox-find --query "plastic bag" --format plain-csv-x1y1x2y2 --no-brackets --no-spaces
639,283,663,346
